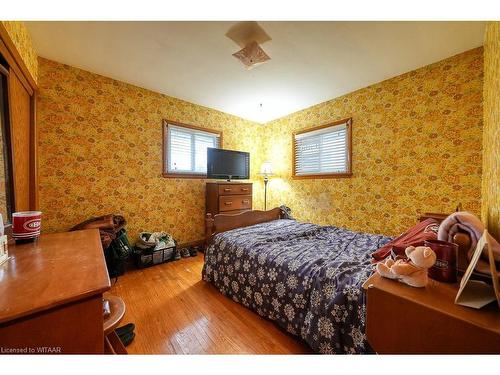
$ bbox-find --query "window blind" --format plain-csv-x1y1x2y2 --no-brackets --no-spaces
294,122,348,175
167,124,220,174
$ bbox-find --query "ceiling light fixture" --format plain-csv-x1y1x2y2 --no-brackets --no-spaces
232,41,270,69
226,22,271,70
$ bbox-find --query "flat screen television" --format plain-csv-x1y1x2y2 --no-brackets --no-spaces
207,148,250,181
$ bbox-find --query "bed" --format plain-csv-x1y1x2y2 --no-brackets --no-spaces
202,208,470,354
202,208,392,354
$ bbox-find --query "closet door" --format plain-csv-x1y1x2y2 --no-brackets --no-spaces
8,69,31,211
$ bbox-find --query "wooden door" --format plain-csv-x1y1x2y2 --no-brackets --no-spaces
8,70,31,211
0,24,38,222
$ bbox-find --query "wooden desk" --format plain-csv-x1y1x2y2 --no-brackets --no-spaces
0,229,110,354
363,273,500,354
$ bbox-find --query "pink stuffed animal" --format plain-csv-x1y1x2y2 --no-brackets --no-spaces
376,246,437,287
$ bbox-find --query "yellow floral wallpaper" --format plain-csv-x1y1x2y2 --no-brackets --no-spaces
262,48,484,236
37,57,265,243
37,46,485,241
482,22,500,241
1,21,38,83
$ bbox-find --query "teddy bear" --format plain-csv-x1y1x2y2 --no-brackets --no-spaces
376,245,437,287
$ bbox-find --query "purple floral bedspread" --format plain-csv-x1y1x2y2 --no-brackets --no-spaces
202,219,392,354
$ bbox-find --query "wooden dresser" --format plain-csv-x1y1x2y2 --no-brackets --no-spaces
0,229,111,354
206,182,253,217
363,273,500,354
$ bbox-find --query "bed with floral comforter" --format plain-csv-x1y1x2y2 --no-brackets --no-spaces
202,219,392,354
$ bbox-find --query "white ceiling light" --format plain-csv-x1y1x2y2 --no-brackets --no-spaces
226,21,271,69
232,41,270,69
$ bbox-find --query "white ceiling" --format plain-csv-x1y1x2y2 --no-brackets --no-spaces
26,21,486,123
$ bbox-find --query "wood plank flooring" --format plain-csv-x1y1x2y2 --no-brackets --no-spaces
110,255,312,354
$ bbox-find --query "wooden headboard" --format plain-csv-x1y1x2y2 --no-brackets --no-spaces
205,207,284,245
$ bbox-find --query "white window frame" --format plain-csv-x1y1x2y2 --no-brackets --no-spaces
163,120,222,178
292,118,352,179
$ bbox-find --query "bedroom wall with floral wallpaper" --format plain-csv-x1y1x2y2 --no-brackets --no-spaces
1,21,38,83
37,47,485,241
261,48,483,236
37,57,265,243
482,22,500,241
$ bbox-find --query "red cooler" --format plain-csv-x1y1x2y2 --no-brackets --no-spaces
425,239,458,283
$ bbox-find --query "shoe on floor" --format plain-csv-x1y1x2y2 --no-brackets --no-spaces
180,248,190,258
115,323,135,338
173,248,181,261
118,331,135,347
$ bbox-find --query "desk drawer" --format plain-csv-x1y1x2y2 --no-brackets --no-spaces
218,184,252,196
219,195,252,212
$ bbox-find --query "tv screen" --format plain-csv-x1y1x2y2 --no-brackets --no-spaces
207,148,250,180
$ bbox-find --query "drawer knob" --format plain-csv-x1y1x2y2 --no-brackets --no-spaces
242,200,249,204
225,201,233,205
241,188,249,191
224,188,231,192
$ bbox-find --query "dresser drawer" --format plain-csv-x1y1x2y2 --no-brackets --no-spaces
218,184,252,196
219,195,252,212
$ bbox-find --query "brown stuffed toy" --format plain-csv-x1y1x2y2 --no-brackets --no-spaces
376,246,437,288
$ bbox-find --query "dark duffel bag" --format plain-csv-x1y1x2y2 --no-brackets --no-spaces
106,228,133,279
71,214,131,280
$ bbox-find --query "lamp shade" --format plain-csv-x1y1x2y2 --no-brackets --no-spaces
259,162,274,176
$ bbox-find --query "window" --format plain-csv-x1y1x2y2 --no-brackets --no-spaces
163,120,221,177
292,118,352,178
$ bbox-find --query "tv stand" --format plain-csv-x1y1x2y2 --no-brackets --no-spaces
226,175,232,182
206,182,253,218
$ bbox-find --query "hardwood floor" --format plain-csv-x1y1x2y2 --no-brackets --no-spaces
110,255,312,354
